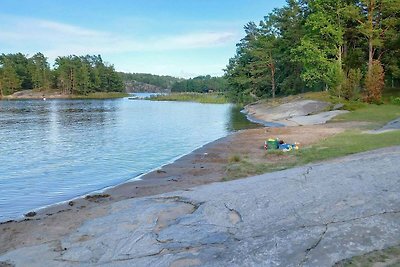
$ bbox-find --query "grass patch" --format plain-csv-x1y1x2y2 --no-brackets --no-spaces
334,244,400,267
296,130,400,164
224,160,292,181
302,91,368,111
69,92,129,99
224,130,400,181
228,154,242,163
302,91,334,103
383,87,400,103
333,104,400,126
148,92,229,104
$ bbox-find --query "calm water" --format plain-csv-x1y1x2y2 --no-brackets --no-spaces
0,97,257,221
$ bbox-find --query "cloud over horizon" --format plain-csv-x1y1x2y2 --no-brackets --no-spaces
0,15,238,60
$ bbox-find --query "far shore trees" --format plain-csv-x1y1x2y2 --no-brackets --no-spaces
0,53,123,96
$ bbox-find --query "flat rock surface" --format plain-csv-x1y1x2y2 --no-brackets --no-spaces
288,110,349,126
368,117,400,133
245,100,342,126
1,146,400,267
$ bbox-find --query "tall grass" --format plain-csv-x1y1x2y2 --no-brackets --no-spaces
148,92,229,104
68,92,129,99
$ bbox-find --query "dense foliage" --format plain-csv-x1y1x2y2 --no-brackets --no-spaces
225,0,400,103
118,72,182,89
0,53,123,96
119,72,228,93
171,75,228,93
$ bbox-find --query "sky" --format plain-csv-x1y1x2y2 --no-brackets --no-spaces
0,0,286,78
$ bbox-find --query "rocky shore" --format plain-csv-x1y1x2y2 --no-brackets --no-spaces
1,98,398,266
245,99,349,126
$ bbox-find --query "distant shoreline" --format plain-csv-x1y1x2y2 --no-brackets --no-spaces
1,90,128,100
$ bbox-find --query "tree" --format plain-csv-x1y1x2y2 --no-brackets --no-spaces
28,52,51,89
349,0,400,70
0,58,21,95
364,60,385,102
225,22,261,103
0,53,32,90
264,0,307,95
293,0,348,91
78,62,91,95
248,35,277,98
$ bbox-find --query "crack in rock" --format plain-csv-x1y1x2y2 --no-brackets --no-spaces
296,209,400,231
296,210,400,266
302,166,313,182
241,209,400,252
154,196,204,214
299,224,328,266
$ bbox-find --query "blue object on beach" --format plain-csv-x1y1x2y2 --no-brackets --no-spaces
279,144,292,150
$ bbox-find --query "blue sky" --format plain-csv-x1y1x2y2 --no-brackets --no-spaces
0,0,286,77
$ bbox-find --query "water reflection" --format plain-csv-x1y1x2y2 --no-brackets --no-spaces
226,105,261,131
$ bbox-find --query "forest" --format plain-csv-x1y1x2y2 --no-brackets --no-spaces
225,0,400,103
118,72,182,89
171,75,228,93
0,53,124,97
120,72,228,93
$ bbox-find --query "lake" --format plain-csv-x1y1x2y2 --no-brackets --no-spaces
0,97,257,222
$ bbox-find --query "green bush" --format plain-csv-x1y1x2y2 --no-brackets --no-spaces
391,96,400,105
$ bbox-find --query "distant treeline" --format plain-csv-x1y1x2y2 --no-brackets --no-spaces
118,72,182,89
171,75,228,93
0,52,229,97
0,53,123,96
120,72,228,93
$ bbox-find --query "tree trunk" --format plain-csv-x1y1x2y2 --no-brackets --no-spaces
269,52,276,99
368,0,375,71
369,39,374,71
338,45,343,66
271,66,276,98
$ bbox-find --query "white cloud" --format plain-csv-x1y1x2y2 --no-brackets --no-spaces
0,15,237,59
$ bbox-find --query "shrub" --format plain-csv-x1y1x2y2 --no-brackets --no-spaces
229,154,241,163
342,69,362,100
363,60,385,103
391,97,400,105
328,62,345,98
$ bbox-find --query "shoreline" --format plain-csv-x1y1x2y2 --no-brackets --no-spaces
4,133,236,224
0,97,354,224
1,90,128,100
0,98,256,223
0,122,351,246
